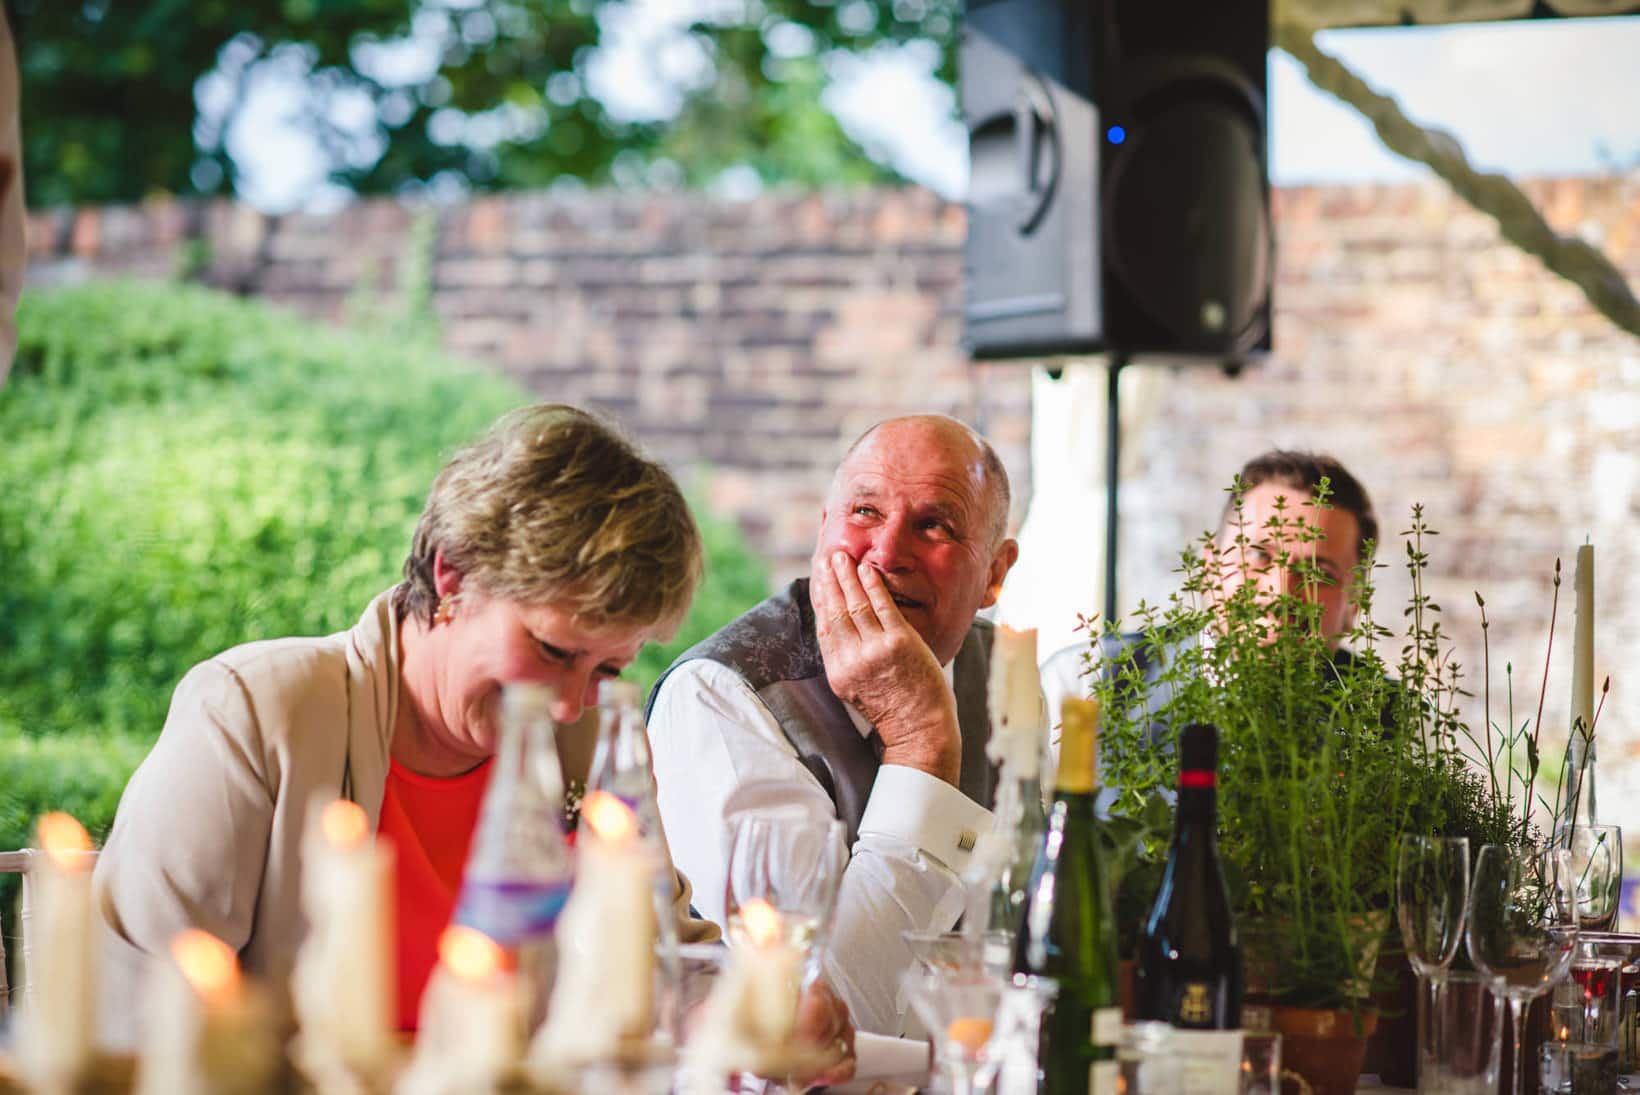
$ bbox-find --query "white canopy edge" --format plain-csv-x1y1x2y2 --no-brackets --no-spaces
1280,0,1640,28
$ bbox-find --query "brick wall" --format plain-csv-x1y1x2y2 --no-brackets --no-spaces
27,174,1640,802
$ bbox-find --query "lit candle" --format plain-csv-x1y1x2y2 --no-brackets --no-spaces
20,812,96,1089
730,898,801,1044
398,926,525,1095
687,897,802,1081
531,791,656,1066
135,930,278,1095
290,799,397,1086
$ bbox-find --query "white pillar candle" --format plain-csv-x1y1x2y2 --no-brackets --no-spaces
21,812,96,1089
693,897,800,1061
136,930,277,1095
398,926,525,1095
291,798,396,1082
1572,543,1595,738
987,625,1043,776
532,791,656,1065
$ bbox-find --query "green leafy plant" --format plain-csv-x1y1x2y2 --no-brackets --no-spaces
1081,480,1499,1009
0,280,771,977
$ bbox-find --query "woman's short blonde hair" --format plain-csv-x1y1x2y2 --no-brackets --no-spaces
395,404,702,636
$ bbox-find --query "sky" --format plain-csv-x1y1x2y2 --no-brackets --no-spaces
228,9,1640,212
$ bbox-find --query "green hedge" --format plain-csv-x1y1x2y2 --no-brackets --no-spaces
0,280,768,941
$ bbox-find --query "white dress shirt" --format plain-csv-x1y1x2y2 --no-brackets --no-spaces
648,656,993,1035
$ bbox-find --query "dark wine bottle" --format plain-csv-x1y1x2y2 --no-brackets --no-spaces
1013,697,1120,1095
1136,722,1243,1030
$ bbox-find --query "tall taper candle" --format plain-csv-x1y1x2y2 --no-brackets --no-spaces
1571,543,1596,820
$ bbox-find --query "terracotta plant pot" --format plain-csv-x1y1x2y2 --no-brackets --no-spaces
1246,1003,1379,1095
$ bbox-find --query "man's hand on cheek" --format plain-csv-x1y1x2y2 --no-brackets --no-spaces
811,550,960,785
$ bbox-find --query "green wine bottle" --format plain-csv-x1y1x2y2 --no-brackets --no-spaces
1013,697,1121,1095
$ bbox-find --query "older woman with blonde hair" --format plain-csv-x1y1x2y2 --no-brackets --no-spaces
92,403,854,1076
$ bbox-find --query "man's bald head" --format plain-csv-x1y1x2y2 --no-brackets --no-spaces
835,415,1012,549
816,414,1019,665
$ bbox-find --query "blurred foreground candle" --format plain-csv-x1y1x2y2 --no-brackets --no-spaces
21,812,96,1089
291,798,397,1087
135,930,277,1095
532,790,656,1065
988,625,1042,755
687,897,801,1083
397,926,525,1095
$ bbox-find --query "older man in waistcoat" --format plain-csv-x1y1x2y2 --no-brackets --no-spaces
648,415,1019,1035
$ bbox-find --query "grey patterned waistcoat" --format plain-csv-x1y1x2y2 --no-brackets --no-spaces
648,579,997,844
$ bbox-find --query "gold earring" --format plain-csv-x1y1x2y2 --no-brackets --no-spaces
433,593,456,625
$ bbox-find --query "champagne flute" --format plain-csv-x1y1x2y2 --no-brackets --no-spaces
1395,834,1469,1092
1466,844,1578,1095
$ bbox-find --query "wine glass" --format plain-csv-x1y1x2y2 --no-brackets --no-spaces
1395,834,1469,1092
900,966,1010,1095
723,804,849,1092
1466,844,1578,1095
723,805,848,985
1552,824,1622,932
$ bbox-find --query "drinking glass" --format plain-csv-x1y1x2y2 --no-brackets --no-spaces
1238,1032,1281,1095
1396,834,1470,1093
723,805,847,986
1429,970,1505,1095
1552,824,1622,933
902,929,1014,979
1466,844,1578,1095
900,966,1009,1095
1544,934,1623,1095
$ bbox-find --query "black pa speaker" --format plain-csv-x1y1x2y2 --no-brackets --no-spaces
961,0,1272,362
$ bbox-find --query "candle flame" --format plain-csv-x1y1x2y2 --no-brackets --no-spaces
320,799,370,850
438,925,504,981
37,811,93,870
740,897,784,947
171,930,240,1002
581,790,637,842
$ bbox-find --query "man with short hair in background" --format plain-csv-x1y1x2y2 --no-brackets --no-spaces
647,414,1020,1034
1040,449,1380,745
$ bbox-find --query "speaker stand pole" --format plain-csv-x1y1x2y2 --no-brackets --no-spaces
1104,353,1129,628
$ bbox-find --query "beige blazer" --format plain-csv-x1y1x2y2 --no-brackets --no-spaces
92,590,716,1047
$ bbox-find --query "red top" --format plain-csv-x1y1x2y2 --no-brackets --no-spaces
376,757,493,1031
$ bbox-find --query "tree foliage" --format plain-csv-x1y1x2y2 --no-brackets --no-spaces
11,0,961,209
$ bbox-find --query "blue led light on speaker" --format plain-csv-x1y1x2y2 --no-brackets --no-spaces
1107,125,1127,145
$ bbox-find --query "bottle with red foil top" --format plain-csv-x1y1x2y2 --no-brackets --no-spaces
1135,722,1243,1035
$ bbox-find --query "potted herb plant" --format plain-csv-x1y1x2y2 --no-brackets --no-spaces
1079,483,1506,1095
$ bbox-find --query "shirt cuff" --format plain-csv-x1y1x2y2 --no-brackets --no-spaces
858,764,994,874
